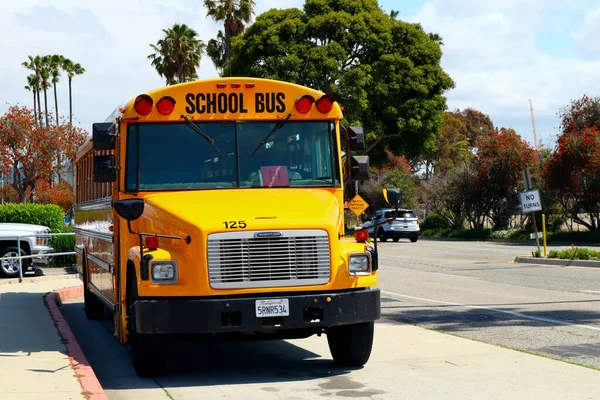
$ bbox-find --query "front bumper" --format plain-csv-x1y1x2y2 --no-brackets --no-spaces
31,248,54,266
135,288,381,335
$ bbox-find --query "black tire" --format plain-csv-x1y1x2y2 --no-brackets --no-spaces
327,321,375,367
392,237,400,242
377,228,388,242
82,259,105,320
410,236,418,243
0,247,30,278
127,274,168,377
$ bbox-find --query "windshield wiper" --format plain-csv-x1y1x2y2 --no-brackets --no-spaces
248,113,292,160
180,114,227,161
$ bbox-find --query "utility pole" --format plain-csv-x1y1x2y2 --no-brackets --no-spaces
529,99,539,150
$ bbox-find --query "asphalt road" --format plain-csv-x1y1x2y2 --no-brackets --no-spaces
377,239,600,369
59,240,600,399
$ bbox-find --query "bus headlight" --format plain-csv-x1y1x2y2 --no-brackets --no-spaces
348,253,371,275
151,261,178,283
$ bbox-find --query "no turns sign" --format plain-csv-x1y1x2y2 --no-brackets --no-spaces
520,190,542,213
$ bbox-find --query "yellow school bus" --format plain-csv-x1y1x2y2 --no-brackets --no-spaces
74,77,388,377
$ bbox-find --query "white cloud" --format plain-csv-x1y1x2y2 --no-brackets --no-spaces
1,0,599,152
0,0,305,131
408,0,600,148
571,4,600,54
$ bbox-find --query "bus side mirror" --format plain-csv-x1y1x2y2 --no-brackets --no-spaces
348,126,365,151
350,155,370,181
94,155,117,182
93,122,116,151
383,188,402,207
114,199,145,221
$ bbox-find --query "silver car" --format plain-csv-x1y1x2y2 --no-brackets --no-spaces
364,209,420,242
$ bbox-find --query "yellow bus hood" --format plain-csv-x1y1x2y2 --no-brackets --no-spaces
142,188,342,235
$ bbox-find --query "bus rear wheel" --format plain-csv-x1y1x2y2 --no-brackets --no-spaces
83,259,105,320
127,274,167,377
327,321,374,367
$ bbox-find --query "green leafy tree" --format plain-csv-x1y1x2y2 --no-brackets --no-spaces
227,0,454,161
61,59,86,125
421,111,470,178
204,0,256,71
457,108,494,148
148,23,206,85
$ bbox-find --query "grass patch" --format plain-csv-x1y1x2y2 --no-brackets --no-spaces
547,246,600,261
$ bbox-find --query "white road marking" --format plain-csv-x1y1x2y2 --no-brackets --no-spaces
381,290,600,332
428,272,482,280
580,290,600,294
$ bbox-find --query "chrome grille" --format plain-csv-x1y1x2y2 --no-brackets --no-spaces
207,230,330,289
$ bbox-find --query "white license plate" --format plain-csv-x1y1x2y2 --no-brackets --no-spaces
255,299,289,317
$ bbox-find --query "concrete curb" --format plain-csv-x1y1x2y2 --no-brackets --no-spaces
515,256,600,268
44,287,108,400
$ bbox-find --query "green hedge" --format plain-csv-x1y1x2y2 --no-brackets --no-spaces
420,213,450,231
51,226,76,267
0,203,64,232
422,228,600,244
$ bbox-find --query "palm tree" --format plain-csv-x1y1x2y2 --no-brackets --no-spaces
22,55,43,125
49,55,64,126
25,74,41,125
39,56,52,127
204,0,255,67
61,59,86,125
148,23,206,85
207,31,227,72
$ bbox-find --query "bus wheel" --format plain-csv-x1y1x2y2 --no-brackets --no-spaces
127,275,167,377
327,321,374,367
83,260,105,320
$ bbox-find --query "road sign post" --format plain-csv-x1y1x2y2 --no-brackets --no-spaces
347,194,369,227
520,189,543,254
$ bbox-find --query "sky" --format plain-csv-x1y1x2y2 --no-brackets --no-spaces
2,0,600,150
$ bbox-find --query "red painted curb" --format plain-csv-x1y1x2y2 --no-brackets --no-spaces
44,286,108,400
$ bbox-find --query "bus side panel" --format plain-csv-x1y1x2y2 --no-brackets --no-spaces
74,197,115,308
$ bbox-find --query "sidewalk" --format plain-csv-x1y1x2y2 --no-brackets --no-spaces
0,274,84,400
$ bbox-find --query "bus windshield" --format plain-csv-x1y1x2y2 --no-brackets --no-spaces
125,121,339,191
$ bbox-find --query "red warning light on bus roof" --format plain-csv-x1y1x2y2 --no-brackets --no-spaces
295,95,315,114
156,96,176,115
134,95,153,116
316,94,335,114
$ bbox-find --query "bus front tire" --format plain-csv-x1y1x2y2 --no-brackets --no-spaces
327,321,374,367
127,275,167,377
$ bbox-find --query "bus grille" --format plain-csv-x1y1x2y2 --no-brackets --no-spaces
207,230,330,289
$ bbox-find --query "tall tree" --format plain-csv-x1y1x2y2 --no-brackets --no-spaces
24,74,40,126
49,54,64,126
227,1,454,161
38,56,52,127
61,59,86,125
457,108,495,148
421,111,471,179
148,23,206,85
21,55,44,125
204,0,255,70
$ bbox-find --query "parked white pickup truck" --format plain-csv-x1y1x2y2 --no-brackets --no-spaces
0,223,54,278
